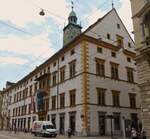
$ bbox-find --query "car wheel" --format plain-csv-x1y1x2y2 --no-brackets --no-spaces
54,134,57,138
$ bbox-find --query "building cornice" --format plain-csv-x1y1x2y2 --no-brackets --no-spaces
133,3,150,18
123,49,136,57
135,46,150,65
3,34,135,92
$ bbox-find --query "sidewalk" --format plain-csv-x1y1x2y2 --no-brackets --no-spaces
0,130,112,139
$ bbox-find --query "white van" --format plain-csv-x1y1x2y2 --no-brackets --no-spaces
32,121,57,137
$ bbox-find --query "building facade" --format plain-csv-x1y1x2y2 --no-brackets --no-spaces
130,0,150,138
2,8,140,137
0,91,3,129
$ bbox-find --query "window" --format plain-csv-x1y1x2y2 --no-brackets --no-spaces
23,88,28,99
97,88,106,106
131,113,138,129
34,82,38,92
69,89,76,107
111,52,116,58
69,60,76,78
40,71,42,76
52,71,57,86
28,104,31,114
51,114,56,128
70,49,75,55
129,93,136,108
14,94,16,103
44,69,46,73
13,108,15,117
47,67,50,73
47,77,50,87
61,56,65,61
127,57,131,62
117,23,120,29
116,35,124,47
97,47,102,53
14,107,17,116
128,42,131,48
53,62,56,67
95,58,105,76
107,33,111,39
16,93,19,102
24,105,27,115
52,96,56,110
60,93,65,108
60,66,65,82
18,107,21,116
126,67,134,83
112,90,120,107
33,102,36,113
19,91,22,100
29,85,32,96
114,113,121,130
111,62,119,79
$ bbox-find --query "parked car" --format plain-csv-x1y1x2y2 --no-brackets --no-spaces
31,121,57,137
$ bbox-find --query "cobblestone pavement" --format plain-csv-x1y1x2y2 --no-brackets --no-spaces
0,131,112,139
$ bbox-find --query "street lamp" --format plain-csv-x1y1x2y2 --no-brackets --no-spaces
39,9,45,16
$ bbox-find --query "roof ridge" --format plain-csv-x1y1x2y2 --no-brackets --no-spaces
83,8,115,34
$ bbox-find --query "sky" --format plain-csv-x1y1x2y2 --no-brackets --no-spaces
0,0,133,90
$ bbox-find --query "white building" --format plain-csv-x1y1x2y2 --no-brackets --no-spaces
2,8,140,137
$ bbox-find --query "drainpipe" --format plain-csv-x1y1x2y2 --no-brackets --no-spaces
57,58,59,110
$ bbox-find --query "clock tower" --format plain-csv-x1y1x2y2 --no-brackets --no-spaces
63,4,82,46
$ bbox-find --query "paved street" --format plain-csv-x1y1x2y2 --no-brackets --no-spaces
0,131,111,139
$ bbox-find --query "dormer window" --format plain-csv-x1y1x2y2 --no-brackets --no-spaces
107,33,111,40
128,42,131,48
116,35,124,47
117,23,120,29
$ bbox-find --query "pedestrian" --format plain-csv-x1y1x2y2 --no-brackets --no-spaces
131,128,137,139
67,127,72,138
14,124,17,134
141,128,147,139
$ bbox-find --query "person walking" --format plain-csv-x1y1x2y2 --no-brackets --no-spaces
141,128,147,139
67,127,72,138
131,128,137,139
14,122,17,134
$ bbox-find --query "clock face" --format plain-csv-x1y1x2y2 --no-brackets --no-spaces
63,24,80,45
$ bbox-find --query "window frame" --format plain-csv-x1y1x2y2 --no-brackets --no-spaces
95,58,105,77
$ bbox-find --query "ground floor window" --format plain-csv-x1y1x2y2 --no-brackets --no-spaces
59,113,65,134
51,114,56,128
69,112,76,135
113,113,121,130
131,113,138,130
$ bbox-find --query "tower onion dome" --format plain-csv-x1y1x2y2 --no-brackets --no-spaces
68,9,77,24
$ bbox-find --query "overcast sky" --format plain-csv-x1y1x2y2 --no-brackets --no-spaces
0,0,133,89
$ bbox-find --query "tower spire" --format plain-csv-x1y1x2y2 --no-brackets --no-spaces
71,1,74,11
112,0,114,9
63,0,82,46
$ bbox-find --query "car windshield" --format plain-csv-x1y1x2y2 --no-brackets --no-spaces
43,125,55,130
